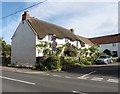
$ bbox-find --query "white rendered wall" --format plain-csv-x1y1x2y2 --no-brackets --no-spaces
11,21,36,66
100,43,119,57
36,34,89,57
118,43,120,58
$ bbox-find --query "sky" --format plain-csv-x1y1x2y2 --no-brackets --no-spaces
1,0,118,44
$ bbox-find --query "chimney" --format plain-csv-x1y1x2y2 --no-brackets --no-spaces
22,11,30,21
70,28,74,33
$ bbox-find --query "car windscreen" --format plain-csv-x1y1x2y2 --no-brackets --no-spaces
99,56,107,58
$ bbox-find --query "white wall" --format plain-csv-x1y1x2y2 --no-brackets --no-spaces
36,34,91,57
36,35,84,57
36,36,46,57
118,43,120,58
100,43,120,57
11,21,36,66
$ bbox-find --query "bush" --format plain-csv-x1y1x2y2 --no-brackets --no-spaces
117,58,120,62
64,43,78,57
7,63,16,67
112,57,118,62
78,57,95,66
35,55,61,71
44,55,61,70
61,58,81,70
86,57,97,65
35,62,45,71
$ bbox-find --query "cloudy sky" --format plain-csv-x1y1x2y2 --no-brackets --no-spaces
1,0,118,44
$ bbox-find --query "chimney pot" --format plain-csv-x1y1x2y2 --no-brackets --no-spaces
22,11,30,21
70,28,74,33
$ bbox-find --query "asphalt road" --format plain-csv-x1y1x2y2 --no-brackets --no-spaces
1,63,119,94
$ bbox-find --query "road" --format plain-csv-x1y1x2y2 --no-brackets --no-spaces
1,63,119,94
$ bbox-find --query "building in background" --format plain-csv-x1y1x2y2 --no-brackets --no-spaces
89,33,120,58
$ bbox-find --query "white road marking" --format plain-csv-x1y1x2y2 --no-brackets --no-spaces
16,70,21,72
91,77,103,81
42,73,50,75
77,77,89,79
72,90,87,94
77,71,96,79
107,79,119,83
52,75,61,77
65,76,72,78
25,72,45,74
0,76,35,85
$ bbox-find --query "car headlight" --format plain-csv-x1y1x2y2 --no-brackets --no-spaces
104,59,107,62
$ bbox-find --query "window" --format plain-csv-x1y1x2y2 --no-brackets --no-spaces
65,38,69,43
76,41,79,47
112,43,116,47
80,41,85,47
48,35,53,41
37,49,41,57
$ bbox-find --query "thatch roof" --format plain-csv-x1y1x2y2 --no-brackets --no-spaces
76,35,94,46
26,17,94,46
27,17,79,41
12,11,94,46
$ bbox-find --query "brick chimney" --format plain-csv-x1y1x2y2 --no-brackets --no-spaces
70,28,74,33
22,11,30,21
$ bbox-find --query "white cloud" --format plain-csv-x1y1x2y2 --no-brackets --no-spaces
63,3,118,37
2,1,118,44
28,2,118,38
2,16,21,44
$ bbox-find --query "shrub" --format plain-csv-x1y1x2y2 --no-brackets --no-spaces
43,48,51,56
79,57,94,66
61,58,81,70
35,62,45,71
64,43,78,57
7,63,16,67
117,58,120,62
35,55,61,71
86,57,97,65
44,55,61,70
112,57,118,62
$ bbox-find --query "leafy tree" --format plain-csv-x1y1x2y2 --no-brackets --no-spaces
36,41,48,56
64,43,78,57
56,46,63,55
103,49,112,56
0,38,2,56
0,38,11,64
43,48,51,56
88,46,100,56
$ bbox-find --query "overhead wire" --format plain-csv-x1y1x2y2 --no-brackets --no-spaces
0,0,47,20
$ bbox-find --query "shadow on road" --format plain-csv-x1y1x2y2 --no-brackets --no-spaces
65,64,120,78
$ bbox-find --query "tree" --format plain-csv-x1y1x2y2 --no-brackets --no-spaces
64,43,78,57
36,41,50,56
0,38,11,64
0,38,2,56
88,46,100,56
103,49,112,56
